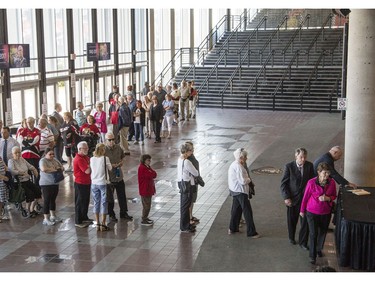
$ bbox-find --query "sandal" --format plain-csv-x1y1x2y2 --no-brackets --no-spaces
100,225,110,231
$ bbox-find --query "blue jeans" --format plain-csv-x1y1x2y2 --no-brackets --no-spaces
91,184,107,214
134,123,144,141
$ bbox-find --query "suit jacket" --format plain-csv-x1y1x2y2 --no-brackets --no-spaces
313,152,348,186
280,160,314,206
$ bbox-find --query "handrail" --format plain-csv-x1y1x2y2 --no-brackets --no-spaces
281,14,311,56
272,50,301,97
217,14,289,100
151,14,229,87
243,50,275,109
328,74,342,113
258,15,289,58
305,13,334,64
196,50,230,94
216,17,270,97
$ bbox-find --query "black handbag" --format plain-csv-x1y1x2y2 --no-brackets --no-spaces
196,175,205,187
52,170,64,183
178,160,191,194
9,183,25,203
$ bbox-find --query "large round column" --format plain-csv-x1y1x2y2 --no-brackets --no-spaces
345,9,375,186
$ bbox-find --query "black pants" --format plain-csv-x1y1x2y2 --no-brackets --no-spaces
229,193,257,236
41,184,59,214
306,211,331,260
180,189,193,231
152,121,162,141
74,182,91,224
287,203,309,246
107,180,129,217
128,122,135,141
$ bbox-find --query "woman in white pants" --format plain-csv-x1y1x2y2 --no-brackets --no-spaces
161,94,175,139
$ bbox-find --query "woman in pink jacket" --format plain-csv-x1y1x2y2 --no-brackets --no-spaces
300,162,337,265
94,102,107,143
138,154,157,226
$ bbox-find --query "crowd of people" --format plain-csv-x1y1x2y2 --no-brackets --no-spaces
0,80,201,231
0,81,355,269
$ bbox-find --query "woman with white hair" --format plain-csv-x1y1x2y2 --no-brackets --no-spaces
177,143,199,233
228,148,260,238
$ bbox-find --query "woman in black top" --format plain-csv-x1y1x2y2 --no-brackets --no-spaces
149,95,164,143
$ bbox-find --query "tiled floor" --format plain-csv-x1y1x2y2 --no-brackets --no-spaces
0,108,365,273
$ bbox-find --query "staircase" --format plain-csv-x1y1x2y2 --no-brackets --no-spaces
173,9,345,112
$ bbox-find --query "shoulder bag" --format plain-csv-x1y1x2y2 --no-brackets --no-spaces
104,156,114,203
178,159,191,194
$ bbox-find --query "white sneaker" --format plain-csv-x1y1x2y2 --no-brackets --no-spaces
50,216,63,222
133,140,139,144
42,219,55,226
140,141,144,145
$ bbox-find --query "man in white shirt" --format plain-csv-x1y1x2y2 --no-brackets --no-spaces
0,126,20,165
228,148,260,238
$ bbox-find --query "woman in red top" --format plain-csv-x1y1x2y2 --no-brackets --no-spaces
138,154,157,226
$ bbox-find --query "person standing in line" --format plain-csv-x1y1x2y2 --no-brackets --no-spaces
133,100,145,145
39,148,64,226
153,84,167,106
93,102,107,143
117,97,132,155
75,101,87,127
161,94,174,139
60,112,80,172
0,157,9,224
280,147,314,249
138,154,157,226
171,82,181,124
142,82,150,98
73,141,92,228
108,85,119,105
90,143,112,231
313,146,357,189
126,93,137,142
188,80,198,119
37,118,55,157
177,143,199,233
142,93,153,139
104,132,133,222
50,103,64,163
300,162,337,265
0,126,20,165
149,95,164,143
228,148,260,238
185,141,201,225
179,80,190,121
108,93,121,143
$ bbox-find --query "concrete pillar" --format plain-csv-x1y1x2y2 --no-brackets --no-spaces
345,9,375,186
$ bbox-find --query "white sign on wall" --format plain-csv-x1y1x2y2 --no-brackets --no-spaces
337,98,347,110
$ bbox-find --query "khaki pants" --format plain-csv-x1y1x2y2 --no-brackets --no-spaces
119,126,130,153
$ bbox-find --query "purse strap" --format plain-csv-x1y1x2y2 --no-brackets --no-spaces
104,156,108,181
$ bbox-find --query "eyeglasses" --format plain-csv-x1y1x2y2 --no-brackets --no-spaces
107,139,115,141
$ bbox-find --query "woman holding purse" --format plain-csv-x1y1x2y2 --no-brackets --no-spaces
90,143,112,231
39,148,64,226
177,143,199,233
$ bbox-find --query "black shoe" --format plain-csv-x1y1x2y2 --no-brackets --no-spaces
61,160,68,164
300,244,309,251
109,215,118,222
121,214,133,220
289,239,296,245
310,259,316,265
317,251,323,257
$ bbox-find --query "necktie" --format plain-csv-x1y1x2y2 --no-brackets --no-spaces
3,139,7,165
298,165,303,177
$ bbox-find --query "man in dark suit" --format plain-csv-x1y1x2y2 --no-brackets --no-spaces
313,146,357,189
280,147,314,249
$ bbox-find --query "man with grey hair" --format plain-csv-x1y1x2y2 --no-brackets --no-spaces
280,147,314,249
313,146,357,188
118,96,132,155
104,132,133,221
228,148,260,238
73,141,92,228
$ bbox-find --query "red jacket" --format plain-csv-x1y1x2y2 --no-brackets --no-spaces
138,163,157,196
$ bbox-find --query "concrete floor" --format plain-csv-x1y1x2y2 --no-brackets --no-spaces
0,108,367,276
